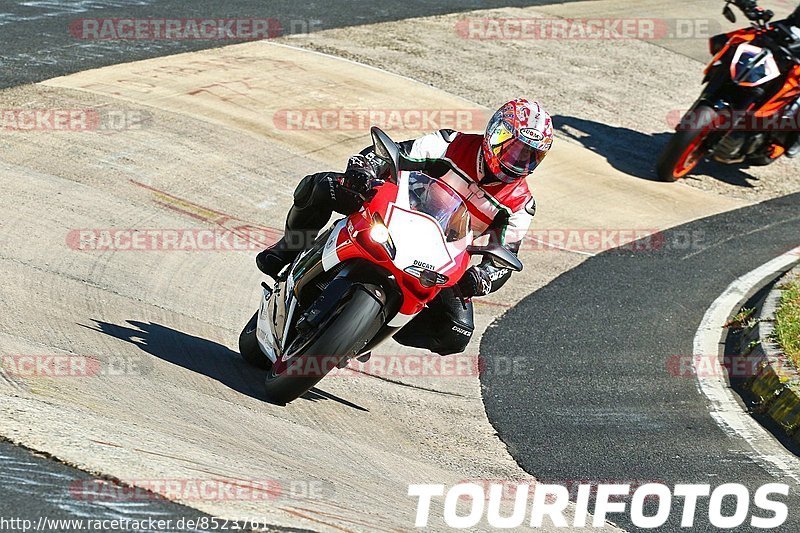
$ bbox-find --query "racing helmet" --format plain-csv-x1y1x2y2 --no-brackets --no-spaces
482,98,554,183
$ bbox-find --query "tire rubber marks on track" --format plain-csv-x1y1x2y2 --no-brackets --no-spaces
129,179,282,247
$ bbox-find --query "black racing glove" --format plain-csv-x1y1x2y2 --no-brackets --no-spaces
734,0,757,9
734,0,772,22
456,266,495,298
456,240,522,298
342,154,384,201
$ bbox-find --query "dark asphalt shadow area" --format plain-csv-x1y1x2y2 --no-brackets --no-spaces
481,191,800,532
0,439,221,531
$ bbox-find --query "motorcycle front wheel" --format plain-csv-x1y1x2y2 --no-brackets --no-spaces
263,288,382,405
656,105,718,182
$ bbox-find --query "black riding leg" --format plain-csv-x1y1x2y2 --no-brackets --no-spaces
392,288,475,356
257,172,360,276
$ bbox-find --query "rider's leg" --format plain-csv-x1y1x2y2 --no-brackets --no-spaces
257,172,355,277
392,288,475,356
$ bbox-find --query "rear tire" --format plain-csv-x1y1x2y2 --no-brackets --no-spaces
239,312,272,370
264,289,382,405
656,105,718,182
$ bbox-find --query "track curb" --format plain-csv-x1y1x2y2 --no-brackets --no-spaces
746,265,800,444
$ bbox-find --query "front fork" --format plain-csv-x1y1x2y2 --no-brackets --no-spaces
692,92,756,162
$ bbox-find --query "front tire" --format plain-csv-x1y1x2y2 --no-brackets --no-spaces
264,289,382,405
239,312,272,370
656,105,718,182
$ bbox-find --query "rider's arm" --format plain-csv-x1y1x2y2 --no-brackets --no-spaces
405,129,457,160
359,130,457,178
456,199,535,298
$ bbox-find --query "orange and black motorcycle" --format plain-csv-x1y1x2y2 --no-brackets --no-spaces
657,0,800,181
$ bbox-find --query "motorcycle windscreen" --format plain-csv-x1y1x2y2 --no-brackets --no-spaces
406,172,470,243
386,172,471,272
730,43,781,87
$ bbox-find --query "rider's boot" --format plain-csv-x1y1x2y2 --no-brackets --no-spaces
256,201,331,278
255,240,295,279
786,133,800,158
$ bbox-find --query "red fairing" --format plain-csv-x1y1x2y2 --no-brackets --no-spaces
332,180,473,318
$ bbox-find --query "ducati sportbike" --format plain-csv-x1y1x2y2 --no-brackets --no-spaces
239,127,522,404
657,0,800,181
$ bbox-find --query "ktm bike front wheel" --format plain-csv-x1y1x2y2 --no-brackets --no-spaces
656,105,718,182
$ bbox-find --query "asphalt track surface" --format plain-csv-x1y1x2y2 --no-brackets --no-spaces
0,0,560,525
0,0,573,89
0,440,221,532
482,192,800,531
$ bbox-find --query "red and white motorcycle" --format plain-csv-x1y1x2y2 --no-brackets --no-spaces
239,127,522,404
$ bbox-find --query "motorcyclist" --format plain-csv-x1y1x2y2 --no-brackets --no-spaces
256,98,553,356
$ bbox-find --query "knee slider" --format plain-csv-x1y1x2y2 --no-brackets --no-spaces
293,174,320,208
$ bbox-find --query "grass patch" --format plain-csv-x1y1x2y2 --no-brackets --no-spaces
775,274,800,366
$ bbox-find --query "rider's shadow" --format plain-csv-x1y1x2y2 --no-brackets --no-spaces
553,114,757,187
82,319,367,411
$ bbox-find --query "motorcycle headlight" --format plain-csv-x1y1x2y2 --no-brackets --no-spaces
370,213,396,259
370,223,390,244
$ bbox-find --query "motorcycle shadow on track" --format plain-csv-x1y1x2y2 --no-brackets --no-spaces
81,319,368,411
553,114,757,187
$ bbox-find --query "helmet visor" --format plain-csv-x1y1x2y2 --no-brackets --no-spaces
487,120,546,177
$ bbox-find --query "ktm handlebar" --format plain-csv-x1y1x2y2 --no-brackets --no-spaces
732,0,774,23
